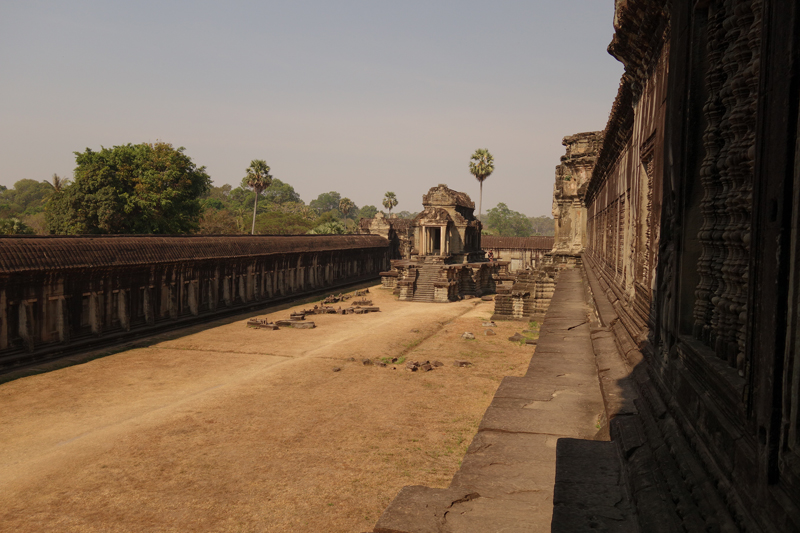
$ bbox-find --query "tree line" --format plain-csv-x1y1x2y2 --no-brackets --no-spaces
0,142,552,236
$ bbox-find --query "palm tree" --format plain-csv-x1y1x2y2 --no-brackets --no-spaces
382,191,398,215
339,197,354,228
51,173,68,192
469,148,495,222
244,160,272,235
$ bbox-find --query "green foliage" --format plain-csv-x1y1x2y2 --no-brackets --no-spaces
338,197,355,222
382,191,398,214
469,149,495,184
308,220,347,234
197,209,242,234
469,148,494,220
0,217,34,235
310,191,342,215
358,205,379,220
263,178,300,205
244,160,272,195
244,159,272,235
255,211,317,235
485,203,534,237
0,179,54,219
46,142,211,234
393,210,418,219
528,216,555,236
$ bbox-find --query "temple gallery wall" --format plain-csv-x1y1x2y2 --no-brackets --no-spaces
0,234,388,371
373,0,800,531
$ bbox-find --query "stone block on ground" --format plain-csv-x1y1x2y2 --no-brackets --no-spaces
508,333,524,342
485,329,496,336
461,332,475,339
291,321,315,329
454,360,472,367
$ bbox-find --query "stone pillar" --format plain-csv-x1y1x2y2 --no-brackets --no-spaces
188,281,198,316
143,287,154,324
0,291,7,350
19,300,32,350
89,292,103,334
439,227,445,256
118,290,130,331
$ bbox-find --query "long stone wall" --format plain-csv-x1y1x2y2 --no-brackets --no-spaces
558,0,800,531
0,235,389,371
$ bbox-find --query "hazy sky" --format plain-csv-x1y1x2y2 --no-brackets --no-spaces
0,1,623,217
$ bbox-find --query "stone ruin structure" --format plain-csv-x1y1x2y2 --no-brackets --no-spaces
374,0,800,531
0,234,388,372
366,184,501,302
481,236,553,273
550,131,603,263
357,212,413,260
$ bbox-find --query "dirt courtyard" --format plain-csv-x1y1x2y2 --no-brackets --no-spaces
0,285,537,533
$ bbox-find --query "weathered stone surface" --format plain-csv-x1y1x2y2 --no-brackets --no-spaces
291,321,315,329
453,360,472,367
332,367,341,372
461,332,475,340
484,329,496,336
508,333,524,342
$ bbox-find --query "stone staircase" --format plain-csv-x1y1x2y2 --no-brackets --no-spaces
411,264,440,302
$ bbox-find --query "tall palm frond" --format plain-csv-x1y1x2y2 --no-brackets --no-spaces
469,149,494,222
244,159,272,235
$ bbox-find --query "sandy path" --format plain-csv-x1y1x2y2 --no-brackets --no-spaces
0,286,537,532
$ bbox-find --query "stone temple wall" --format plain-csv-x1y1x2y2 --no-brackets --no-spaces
551,131,603,261
553,0,800,531
0,235,389,371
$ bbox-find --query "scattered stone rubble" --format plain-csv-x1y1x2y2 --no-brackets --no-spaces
405,360,444,372
246,290,378,330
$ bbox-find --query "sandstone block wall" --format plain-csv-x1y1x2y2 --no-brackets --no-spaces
0,235,389,371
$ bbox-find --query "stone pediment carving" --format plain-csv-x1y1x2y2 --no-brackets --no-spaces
422,184,475,210
413,207,453,224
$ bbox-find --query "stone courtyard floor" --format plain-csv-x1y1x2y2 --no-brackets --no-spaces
0,285,540,533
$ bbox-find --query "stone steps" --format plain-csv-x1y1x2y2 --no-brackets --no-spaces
411,265,440,302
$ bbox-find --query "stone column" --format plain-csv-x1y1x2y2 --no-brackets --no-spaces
0,291,7,350
89,292,103,334
19,300,32,350
439,227,445,256
118,290,130,331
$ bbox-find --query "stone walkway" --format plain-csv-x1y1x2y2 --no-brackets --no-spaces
373,266,606,533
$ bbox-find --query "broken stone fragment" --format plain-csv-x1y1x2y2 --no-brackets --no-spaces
485,329,496,336
453,360,472,367
391,357,398,363
362,359,373,366
332,367,341,372
481,322,497,327
376,361,387,367
291,322,315,329
461,332,475,340
433,361,443,367
405,361,418,372
508,333,524,342
525,339,537,345
420,363,433,372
